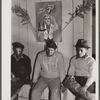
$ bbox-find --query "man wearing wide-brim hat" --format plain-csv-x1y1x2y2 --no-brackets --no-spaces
62,39,96,100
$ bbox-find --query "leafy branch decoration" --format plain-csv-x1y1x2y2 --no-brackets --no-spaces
12,5,37,34
62,0,95,31
12,0,95,33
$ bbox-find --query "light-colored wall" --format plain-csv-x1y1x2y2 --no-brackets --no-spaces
11,0,92,100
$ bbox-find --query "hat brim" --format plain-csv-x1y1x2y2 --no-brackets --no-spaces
73,45,91,48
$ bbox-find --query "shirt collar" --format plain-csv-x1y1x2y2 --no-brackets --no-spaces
76,54,88,59
45,51,57,58
12,54,23,61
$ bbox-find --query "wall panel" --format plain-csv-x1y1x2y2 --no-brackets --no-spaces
18,0,28,55
73,0,84,54
11,0,20,43
84,10,92,56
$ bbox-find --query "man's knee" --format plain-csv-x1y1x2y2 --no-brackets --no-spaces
31,87,39,95
52,88,60,95
31,88,41,100
50,89,60,100
31,86,44,97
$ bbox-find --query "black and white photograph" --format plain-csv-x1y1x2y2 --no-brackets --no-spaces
2,0,99,100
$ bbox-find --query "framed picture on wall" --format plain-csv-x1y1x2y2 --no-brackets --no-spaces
35,1,62,42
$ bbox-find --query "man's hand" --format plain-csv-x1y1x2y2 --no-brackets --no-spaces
80,85,88,93
61,85,67,93
31,82,36,88
11,77,20,82
60,82,67,93
68,75,74,80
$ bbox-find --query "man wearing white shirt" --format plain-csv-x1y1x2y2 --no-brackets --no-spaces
65,39,96,100
31,39,66,100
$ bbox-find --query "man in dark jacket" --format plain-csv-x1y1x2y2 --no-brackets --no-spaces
11,42,31,100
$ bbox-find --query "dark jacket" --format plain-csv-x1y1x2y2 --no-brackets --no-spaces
11,54,31,79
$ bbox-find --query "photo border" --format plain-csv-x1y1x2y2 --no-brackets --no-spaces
2,0,99,100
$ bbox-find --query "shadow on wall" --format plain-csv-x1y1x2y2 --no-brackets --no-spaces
28,41,44,79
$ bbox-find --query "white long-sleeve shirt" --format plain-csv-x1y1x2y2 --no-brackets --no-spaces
68,55,96,87
33,51,66,83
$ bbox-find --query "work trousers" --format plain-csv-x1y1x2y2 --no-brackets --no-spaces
31,76,61,100
74,76,95,100
62,75,95,100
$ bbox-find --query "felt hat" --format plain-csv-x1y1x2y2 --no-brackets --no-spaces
74,39,91,48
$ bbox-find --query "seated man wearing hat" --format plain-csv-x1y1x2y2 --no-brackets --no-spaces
63,39,96,100
11,42,31,100
31,39,66,100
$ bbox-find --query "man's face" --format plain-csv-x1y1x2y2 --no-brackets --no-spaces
46,47,55,56
14,47,23,57
76,47,87,57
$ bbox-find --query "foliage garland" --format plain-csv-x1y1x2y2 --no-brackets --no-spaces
12,0,95,32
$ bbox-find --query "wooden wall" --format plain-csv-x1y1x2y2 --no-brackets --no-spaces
11,0,92,100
